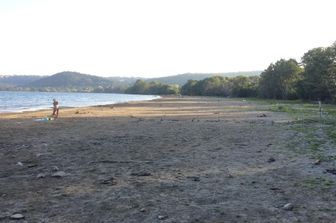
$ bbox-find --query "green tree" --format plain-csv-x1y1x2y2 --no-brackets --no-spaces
181,80,199,95
230,76,259,97
125,79,149,94
300,42,336,101
197,76,231,96
125,80,180,95
259,59,303,99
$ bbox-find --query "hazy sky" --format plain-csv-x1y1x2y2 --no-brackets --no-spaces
0,0,335,77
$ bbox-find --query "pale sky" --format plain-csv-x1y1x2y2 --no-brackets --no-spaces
0,0,335,77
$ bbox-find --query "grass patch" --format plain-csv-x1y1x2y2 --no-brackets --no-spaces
299,176,334,191
245,99,336,158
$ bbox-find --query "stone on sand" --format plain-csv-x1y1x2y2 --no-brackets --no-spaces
51,171,67,177
283,203,294,211
36,173,46,179
10,213,24,220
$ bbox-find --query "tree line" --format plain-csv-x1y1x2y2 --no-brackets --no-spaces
125,80,180,95
126,41,336,102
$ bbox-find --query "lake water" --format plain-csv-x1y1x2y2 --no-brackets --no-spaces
0,91,160,113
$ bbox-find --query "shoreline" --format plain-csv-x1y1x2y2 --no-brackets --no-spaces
0,96,162,119
0,91,160,116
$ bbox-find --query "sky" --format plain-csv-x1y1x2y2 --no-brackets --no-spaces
0,0,335,77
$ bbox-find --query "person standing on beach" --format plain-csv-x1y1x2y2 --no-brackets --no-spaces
52,99,59,118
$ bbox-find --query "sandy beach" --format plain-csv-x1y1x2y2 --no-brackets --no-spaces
1,96,335,222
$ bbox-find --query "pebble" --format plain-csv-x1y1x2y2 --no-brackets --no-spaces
17,162,23,166
187,176,200,182
158,215,168,220
283,203,294,211
326,169,336,175
10,213,24,220
140,208,146,212
313,159,321,165
268,157,276,163
130,171,152,177
99,177,117,185
52,166,59,172
52,171,67,177
37,173,46,179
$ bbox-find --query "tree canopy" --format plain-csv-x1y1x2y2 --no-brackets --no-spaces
300,43,336,101
125,80,180,95
258,59,303,99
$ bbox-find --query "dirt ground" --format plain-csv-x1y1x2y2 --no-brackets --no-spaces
0,96,335,223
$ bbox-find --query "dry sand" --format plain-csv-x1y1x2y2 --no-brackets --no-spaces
0,96,335,222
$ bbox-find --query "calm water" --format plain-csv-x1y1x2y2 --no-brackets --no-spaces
0,91,160,113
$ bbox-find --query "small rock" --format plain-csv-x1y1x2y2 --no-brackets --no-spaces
27,163,38,168
283,203,294,211
99,177,117,185
130,171,152,177
17,162,23,166
52,171,67,178
313,159,321,165
187,176,200,182
37,173,46,179
36,153,43,158
268,157,276,163
270,187,281,191
10,213,24,220
326,168,336,175
140,208,146,212
158,215,168,220
227,174,234,178
52,166,59,172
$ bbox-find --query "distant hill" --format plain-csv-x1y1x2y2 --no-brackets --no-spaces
27,71,112,88
24,71,130,92
146,71,261,85
106,76,139,86
0,75,42,87
0,72,131,92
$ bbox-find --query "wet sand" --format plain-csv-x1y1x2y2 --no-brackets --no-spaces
0,96,335,222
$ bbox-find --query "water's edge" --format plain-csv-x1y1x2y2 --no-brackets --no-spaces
0,91,160,113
